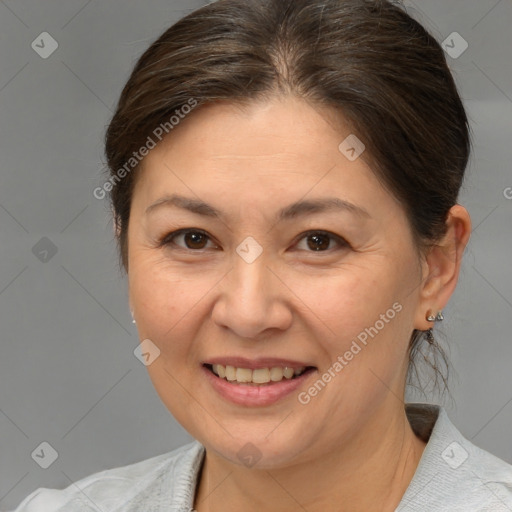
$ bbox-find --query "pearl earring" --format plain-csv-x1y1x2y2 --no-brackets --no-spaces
131,310,136,324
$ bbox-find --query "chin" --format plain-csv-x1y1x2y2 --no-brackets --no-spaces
201,430,314,471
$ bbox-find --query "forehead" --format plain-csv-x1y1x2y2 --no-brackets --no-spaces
153,97,356,160
131,96,398,219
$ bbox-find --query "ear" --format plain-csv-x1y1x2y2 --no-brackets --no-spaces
414,204,471,331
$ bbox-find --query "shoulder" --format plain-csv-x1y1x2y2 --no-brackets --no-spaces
401,404,512,511
11,441,204,512
462,439,512,510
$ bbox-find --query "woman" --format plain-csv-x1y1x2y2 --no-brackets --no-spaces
13,0,512,510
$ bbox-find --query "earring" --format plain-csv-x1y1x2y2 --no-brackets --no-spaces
426,310,443,322
131,310,136,324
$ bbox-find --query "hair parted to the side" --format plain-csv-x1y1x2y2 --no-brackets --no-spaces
104,0,471,395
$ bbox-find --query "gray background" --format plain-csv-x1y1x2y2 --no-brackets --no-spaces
0,0,511,509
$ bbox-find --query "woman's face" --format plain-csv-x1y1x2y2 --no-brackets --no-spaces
127,96,427,468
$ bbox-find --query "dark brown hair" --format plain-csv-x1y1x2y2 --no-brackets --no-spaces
104,0,471,392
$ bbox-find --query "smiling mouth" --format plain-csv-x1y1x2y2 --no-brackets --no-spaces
203,363,316,385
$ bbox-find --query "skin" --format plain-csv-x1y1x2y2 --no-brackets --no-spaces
125,95,471,512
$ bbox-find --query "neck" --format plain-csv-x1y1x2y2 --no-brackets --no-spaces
194,406,427,512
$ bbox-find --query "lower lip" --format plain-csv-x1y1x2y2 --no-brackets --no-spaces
202,365,316,407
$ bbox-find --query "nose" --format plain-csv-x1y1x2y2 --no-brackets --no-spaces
211,254,293,339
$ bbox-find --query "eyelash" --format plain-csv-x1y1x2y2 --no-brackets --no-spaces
158,228,349,254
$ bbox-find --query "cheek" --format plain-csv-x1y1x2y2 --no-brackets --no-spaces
297,265,401,341
131,274,189,338
299,262,412,389
128,261,211,426
128,255,221,362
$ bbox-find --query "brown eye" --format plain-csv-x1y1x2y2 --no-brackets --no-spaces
307,233,331,251
183,231,208,249
161,229,216,251
295,231,348,253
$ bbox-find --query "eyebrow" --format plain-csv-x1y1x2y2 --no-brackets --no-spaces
145,194,371,221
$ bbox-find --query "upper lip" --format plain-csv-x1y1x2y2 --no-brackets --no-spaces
203,356,315,370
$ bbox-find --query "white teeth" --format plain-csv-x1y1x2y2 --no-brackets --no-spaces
225,365,236,381
270,366,284,381
236,367,252,382
217,364,226,378
252,368,270,383
283,367,294,379
212,364,226,378
209,364,307,384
